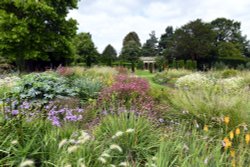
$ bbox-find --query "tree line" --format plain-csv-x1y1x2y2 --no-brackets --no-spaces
0,0,249,71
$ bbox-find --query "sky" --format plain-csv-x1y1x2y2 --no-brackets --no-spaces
68,0,250,53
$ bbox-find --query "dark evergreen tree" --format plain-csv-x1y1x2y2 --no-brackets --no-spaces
141,31,158,57
101,44,117,66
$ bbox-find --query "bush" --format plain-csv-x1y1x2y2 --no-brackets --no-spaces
153,69,192,85
12,72,77,103
175,73,214,90
214,61,228,70
221,69,239,78
73,77,103,100
186,60,197,70
99,75,153,112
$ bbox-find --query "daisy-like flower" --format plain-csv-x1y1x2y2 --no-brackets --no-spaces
126,128,135,133
20,159,34,167
67,145,79,153
98,157,107,164
58,139,68,149
112,131,124,139
110,144,123,153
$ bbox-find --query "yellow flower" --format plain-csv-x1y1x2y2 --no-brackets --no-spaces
229,131,234,140
224,116,230,125
235,128,240,136
223,137,232,149
230,149,235,158
245,134,250,144
231,159,236,167
203,125,208,132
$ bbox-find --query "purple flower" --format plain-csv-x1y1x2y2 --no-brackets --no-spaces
11,110,19,116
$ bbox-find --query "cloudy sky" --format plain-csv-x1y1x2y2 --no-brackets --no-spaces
68,0,250,53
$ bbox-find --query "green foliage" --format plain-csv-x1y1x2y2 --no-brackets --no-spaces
153,69,192,85
168,87,250,130
74,33,99,67
221,69,239,78
101,44,117,66
14,72,77,102
141,31,158,57
122,31,141,47
186,60,197,70
214,61,228,70
73,77,103,100
94,112,160,165
121,41,141,72
0,0,78,71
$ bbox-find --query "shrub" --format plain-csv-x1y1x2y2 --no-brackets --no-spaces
246,62,250,70
12,72,77,103
175,73,214,90
214,61,228,70
221,69,239,78
153,69,192,85
216,77,245,93
99,75,153,112
72,77,103,100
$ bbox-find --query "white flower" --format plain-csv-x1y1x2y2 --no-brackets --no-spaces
58,139,68,149
151,164,157,167
101,152,111,158
119,162,129,166
67,145,79,153
64,164,71,167
98,157,107,164
110,144,123,153
80,163,86,167
20,159,34,167
11,140,18,145
78,135,91,144
110,164,116,167
152,156,157,161
126,129,135,133
112,131,124,139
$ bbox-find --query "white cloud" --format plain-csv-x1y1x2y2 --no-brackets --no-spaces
68,0,250,53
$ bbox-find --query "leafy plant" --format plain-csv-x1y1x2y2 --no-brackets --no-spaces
13,72,77,103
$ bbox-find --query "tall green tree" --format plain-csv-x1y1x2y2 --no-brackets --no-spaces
141,31,158,57
0,0,78,71
121,41,141,72
211,18,249,57
74,32,99,67
122,31,141,47
101,44,117,66
173,19,216,68
158,26,174,53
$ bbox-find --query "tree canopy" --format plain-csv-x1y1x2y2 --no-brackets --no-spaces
74,32,99,67
141,31,158,57
0,0,78,71
101,44,117,66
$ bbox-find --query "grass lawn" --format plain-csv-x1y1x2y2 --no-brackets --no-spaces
135,70,167,90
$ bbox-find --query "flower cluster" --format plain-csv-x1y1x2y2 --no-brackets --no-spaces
3,100,84,127
216,77,245,93
99,75,153,112
175,73,214,90
45,102,84,127
0,76,20,87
